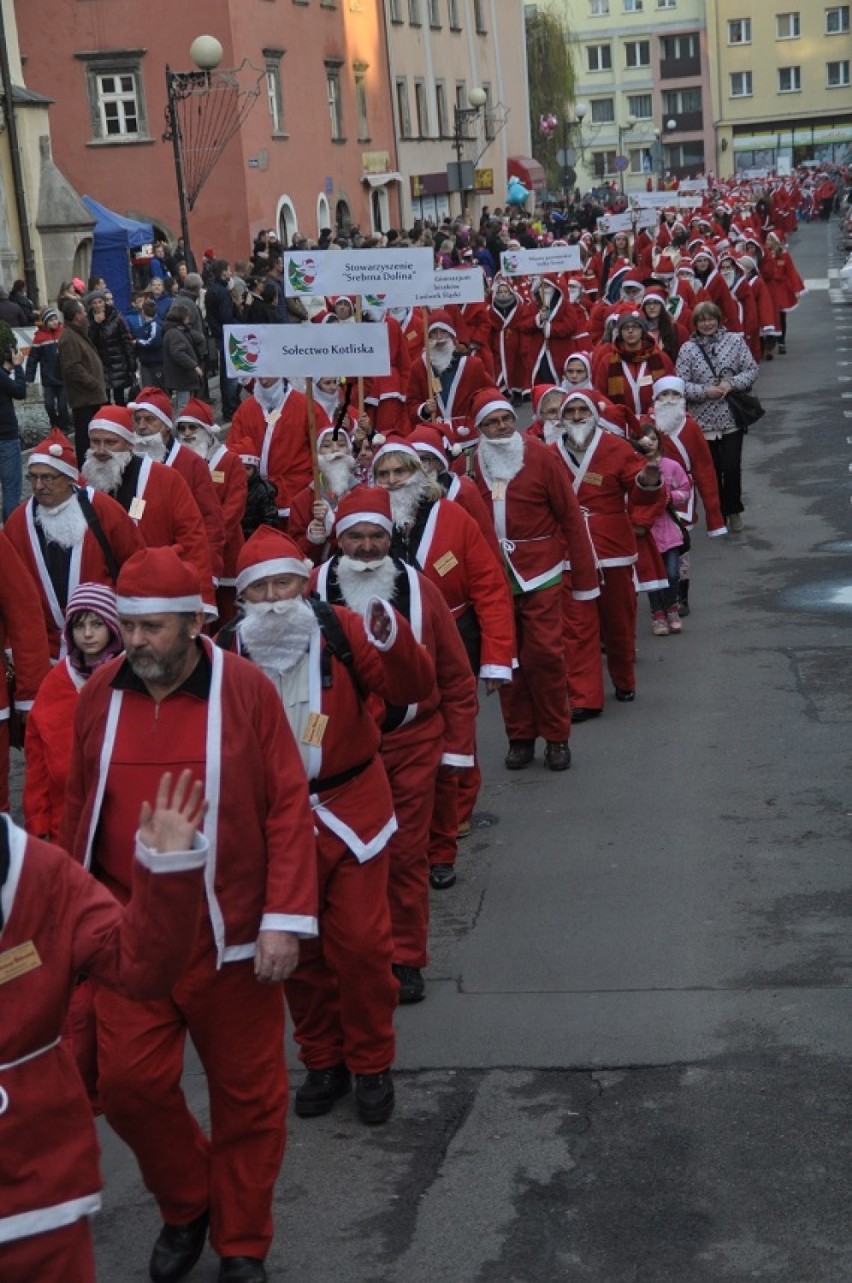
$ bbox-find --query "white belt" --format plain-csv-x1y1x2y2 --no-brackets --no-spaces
0,1036,61,1115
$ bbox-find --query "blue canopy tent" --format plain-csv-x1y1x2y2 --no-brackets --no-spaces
82,196,153,314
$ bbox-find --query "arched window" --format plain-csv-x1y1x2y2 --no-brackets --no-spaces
317,194,331,236
276,195,298,247
335,198,351,235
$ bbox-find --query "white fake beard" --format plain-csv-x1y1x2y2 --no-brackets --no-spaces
34,493,89,548
542,420,563,446
430,342,454,373
254,380,287,413
562,423,596,454
387,472,430,528
133,433,165,462
720,269,737,288
318,452,355,496
239,598,317,674
477,432,525,483
561,375,590,391
180,435,212,460
653,400,686,436
388,307,409,324
336,554,398,614
314,387,340,419
82,449,132,493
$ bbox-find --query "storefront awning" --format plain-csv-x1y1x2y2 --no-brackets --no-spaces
362,171,403,187
508,155,547,191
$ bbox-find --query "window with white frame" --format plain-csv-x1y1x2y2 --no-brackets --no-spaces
264,49,285,136
657,0,676,8
826,5,850,32
827,59,850,85
408,0,421,24
623,0,643,11
395,77,411,137
81,52,149,142
429,0,441,24
660,33,698,58
592,150,618,176
448,0,461,28
730,70,752,96
326,64,344,138
627,93,653,118
662,87,701,114
629,147,654,173
589,0,610,13
591,97,615,123
354,63,369,140
474,0,487,31
414,80,430,136
587,43,612,71
625,39,651,67
777,65,801,91
776,12,800,38
728,18,751,43
435,80,449,136
389,0,402,20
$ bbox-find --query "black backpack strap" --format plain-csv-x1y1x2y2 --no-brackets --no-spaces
307,596,357,690
74,488,120,582
215,616,242,652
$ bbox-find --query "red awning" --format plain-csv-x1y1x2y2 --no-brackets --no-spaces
508,155,547,192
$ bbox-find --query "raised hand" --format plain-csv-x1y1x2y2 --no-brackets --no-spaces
138,770,207,854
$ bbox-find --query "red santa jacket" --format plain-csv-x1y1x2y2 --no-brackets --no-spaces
163,437,226,579
471,435,599,597
363,314,411,435
4,491,143,660
593,340,675,418
23,658,83,839
657,415,727,536
442,471,504,564
0,817,205,1244
206,443,247,586
221,601,434,861
486,292,527,393
395,308,426,364
693,268,740,331
114,458,215,607
729,276,761,361
228,386,314,518
518,290,585,386
406,351,491,437
403,497,516,680
59,639,319,964
313,558,477,767
550,429,662,566
0,528,50,721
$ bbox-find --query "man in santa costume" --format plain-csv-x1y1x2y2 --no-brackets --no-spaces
0,772,208,1283
82,406,217,616
371,437,515,888
468,389,599,769
175,398,247,623
487,276,527,399
288,425,360,565
129,387,226,580
312,487,476,1004
60,546,318,1283
518,275,585,389
4,430,142,660
405,311,491,440
551,390,663,712
226,375,314,525
361,302,411,436
219,527,434,1122
0,530,51,812
650,376,726,617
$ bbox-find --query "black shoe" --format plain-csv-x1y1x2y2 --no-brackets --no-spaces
355,1070,395,1124
430,863,457,889
614,688,635,703
571,707,601,724
544,741,571,771
505,739,535,770
294,1063,351,1117
678,581,690,617
149,1211,209,1283
218,1258,267,1283
778,342,786,354
392,963,425,1003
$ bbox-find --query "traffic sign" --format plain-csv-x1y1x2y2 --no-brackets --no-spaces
613,155,629,172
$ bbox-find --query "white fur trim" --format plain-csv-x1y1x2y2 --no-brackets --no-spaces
129,398,173,430
89,417,136,444
134,832,209,873
235,556,311,593
116,594,204,614
479,664,512,681
474,397,515,428
259,913,319,938
363,597,398,651
28,452,78,481
335,510,393,536
441,753,475,768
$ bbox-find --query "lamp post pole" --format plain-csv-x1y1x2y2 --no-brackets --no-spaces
165,66,194,261
616,115,637,195
452,86,487,218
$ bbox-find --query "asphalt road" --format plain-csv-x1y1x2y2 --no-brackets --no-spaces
21,219,852,1282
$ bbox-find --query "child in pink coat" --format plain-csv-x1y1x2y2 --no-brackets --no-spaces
636,422,692,635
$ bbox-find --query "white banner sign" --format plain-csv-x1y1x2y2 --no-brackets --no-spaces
283,249,434,298
636,207,661,231
678,178,709,193
500,245,582,276
630,192,678,209
597,211,634,234
363,268,487,308
677,194,704,208
224,324,391,379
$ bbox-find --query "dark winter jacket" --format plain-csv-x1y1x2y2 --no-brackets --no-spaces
136,319,164,368
162,318,201,392
205,278,236,341
0,298,28,327
25,325,64,388
0,365,26,441
241,470,280,538
57,323,107,408
88,306,137,390
174,287,207,361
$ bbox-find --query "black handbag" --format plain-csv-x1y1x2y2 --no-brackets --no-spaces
696,344,764,432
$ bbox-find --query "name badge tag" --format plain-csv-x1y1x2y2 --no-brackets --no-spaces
433,551,459,577
638,375,654,387
491,480,507,502
584,471,604,487
128,496,147,521
301,712,329,747
211,470,226,484
0,941,42,986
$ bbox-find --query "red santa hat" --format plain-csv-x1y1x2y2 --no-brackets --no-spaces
597,400,630,437
29,429,80,481
427,310,457,337
370,436,421,474
620,270,645,291
317,425,352,448
227,434,260,467
408,425,449,469
116,547,204,615
128,385,174,431
471,388,516,430
642,286,668,307
531,383,564,418
176,398,217,437
235,526,311,594
89,405,135,444
563,352,592,379
690,242,716,264
652,375,686,400
676,256,695,273
334,484,393,537
653,255,677,278
559,390,600,422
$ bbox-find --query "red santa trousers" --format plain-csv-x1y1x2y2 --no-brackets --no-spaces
561,578,605,712
499,583,571,741
285,835,396,1075
381,733,442,968
597,566,638,693
455,751,482,827
430,763,460,867
0,721,9,813
95,924,286,1260
0,1218,96,1283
